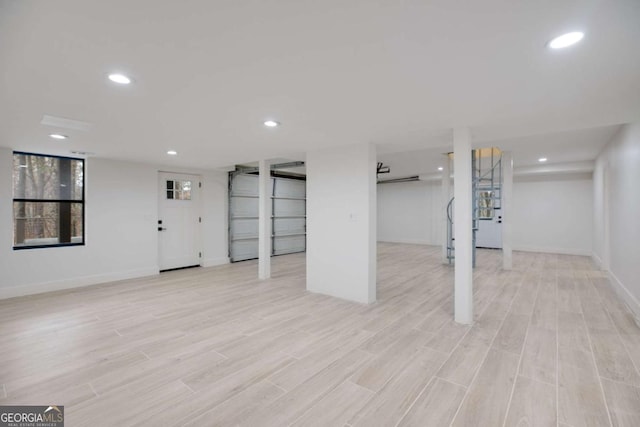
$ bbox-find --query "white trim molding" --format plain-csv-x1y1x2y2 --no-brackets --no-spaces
608,270,640,328
512,246,591,257
0,267,159,300
203,257,230,268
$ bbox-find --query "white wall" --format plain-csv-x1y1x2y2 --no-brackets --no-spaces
376,173,593,256
200,170,230,268
0,148,228,299
593,159,606,266
512,174,593,255
377,180,442,245
306,143,376,304
593,123,640,321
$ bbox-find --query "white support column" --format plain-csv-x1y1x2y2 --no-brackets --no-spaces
502,151,513,270
306,143,377,304
442,154,452,264
258,159,272,280
602,163,610,271
453,128,473,325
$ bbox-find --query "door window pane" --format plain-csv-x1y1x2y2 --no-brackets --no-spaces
166,180,192,200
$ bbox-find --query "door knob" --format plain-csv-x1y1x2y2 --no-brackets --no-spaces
158,227,166,231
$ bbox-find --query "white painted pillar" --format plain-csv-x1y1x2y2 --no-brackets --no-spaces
258,159,272,279
306,143,377,304
602,163,610,271
453,128,473,325
502,151,513,270
442,154,452,264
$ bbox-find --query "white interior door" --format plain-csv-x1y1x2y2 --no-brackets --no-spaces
476,212,503,249
158,172,201,271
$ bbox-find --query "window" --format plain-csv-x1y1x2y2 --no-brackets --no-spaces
166,179,192,200
13,152,84,249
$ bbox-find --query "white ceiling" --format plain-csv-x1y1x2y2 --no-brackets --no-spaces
1,0,639,170
378,124,621,178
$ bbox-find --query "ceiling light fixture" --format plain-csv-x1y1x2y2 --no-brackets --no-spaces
167,150,178,156
264,120,280,127
438,167,444,171
49,134,68,140
548,32,584,49
108,73,132,84
538,157,548,162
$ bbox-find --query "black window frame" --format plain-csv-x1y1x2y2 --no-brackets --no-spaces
12,151,86,250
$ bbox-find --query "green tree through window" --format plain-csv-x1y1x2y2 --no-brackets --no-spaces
13,152,84,249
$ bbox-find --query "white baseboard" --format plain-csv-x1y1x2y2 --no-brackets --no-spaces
203,257,230,268
608,270,640,328
0,267,159,300
378,241,591,257
512,245,591,256
377,238,436,246
592,252,603,269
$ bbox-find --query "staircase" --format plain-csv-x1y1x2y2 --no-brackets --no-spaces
447,147,502,266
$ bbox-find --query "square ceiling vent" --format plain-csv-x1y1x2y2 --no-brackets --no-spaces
41,114,93,132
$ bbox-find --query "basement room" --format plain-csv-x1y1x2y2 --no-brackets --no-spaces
1,1,639,426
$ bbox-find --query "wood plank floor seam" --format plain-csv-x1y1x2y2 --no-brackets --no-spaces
596,375,640,388
603,300,640,381
265,379,288,394
448,263,527,426
394,294,493,425
432,375,469,391
501,271,539,427
392,376,437,427
285,379,376,427
179,379,196,394
581,302,615,426
87,382,99,398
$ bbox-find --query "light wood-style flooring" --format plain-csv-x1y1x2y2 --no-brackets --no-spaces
1,243,640,426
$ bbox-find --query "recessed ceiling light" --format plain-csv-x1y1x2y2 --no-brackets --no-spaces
548,32,584,49
538,157,548,162
108,73,132,84
49,134,68,140
437,167,444,171
167,150,178,156
264,120,280,127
